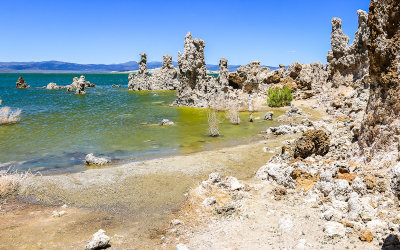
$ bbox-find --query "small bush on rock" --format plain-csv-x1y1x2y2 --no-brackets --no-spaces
267,86,293,107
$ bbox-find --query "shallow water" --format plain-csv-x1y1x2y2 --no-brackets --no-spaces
0,73,279,174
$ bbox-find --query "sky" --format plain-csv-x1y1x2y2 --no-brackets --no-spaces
0,0,370,66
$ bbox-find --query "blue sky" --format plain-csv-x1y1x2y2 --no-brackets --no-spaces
0,0,370,66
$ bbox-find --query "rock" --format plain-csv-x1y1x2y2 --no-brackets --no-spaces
171,219,183,226
85,153,110,166
366,219,387,234
208,172,221,183
286,104,303,117
391,163,400,197
46,82,63,89
295,239,308,249
111,84,121,88
52,210,67,217
201,197,217,207
278,216,293,233
173,32,268,109
323,221,346,237
221,176,244,191
294,130,330,159
336,173,357,184
326,10,369,88
75,76,87,95
285,62,302,79
148,55,179,90
256,162,295,188
215,203,236,215
160,119,174,126
360,229,373,243
16,77,30,89
128,53,149,90
176,243,189,250
352,176,367,195
85,229,110,250
264,111,273,120
365,174,376,190
272,186,287,200
331,179,351,201
359,0,400,161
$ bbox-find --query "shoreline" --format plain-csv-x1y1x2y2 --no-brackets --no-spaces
0,133,300,249
0,100,322,249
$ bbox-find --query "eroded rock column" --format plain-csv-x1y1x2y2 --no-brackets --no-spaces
360,0,400,161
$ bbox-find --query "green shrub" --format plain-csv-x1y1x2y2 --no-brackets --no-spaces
267,86,293,107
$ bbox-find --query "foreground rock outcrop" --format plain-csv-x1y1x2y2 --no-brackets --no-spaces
16,77,30,89
360,0,400,163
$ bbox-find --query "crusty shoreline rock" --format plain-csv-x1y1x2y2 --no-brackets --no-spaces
85,153,110,166
85,229,110,250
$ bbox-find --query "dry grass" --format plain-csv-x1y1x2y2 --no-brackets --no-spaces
0,106,21,125
208,110,220,137
0,168,34,198
226,108,240,125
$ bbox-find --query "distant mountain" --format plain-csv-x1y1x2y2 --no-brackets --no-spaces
0,60,278,73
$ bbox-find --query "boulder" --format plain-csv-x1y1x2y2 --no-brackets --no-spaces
85,153,110,166
323,221,346,237
85,229,110,250
16,77,30,89
160,119,174,126
294,130,330,159
264,111,273,120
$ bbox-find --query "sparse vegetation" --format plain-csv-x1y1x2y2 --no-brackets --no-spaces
267,86,293,107
0,100,21,125
208,110,220,137
226,108,240,125
0,167,34,198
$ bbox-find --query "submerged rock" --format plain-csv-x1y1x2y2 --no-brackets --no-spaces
46,82,65,90
85,229,110,250
264,111,274,120
85,153,110,166
16,77,30,89
160,119,174,126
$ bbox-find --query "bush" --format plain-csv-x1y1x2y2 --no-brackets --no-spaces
267,86,293,107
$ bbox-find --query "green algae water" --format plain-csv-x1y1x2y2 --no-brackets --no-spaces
0,73,279,174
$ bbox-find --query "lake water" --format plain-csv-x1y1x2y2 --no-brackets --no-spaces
0,73,278,174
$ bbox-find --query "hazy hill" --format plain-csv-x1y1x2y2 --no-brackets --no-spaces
0,61,278,73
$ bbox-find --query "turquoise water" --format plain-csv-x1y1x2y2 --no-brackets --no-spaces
0,73,278,174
